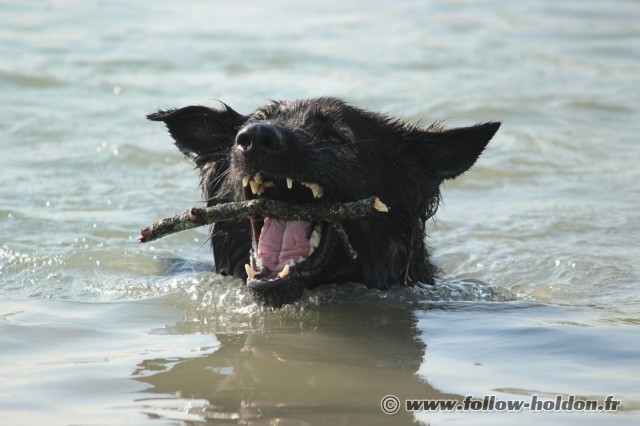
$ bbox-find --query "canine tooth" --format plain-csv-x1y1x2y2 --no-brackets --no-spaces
309,246,315,256
254,172,263,184
242,176,250,187
244,263,258,279
303,182,324,199
249,180,260,195
373,197,389,212
309,229,320,248
278,264,290,278
286,177,293,189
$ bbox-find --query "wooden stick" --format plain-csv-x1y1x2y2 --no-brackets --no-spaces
330,221,358,259
139,196,388,244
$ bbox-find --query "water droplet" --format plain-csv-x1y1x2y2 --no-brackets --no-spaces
113,86,121,95
555,259,560,266
45,201,51,207
113,148,120,157
92,223,97,229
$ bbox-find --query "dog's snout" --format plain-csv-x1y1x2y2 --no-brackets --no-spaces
236,123,285,154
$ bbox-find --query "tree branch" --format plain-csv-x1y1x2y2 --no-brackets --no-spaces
139,196,389,245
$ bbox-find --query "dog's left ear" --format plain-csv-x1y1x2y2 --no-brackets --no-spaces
420,122,501,180
147,104,246,167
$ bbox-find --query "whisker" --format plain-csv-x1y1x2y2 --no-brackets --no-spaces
195,230,214,253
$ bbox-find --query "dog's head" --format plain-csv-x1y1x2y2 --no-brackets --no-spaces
149,97,499,306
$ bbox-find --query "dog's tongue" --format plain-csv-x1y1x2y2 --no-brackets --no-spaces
257,218,312,272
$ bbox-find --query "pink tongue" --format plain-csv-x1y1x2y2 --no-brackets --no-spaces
257,218,312,272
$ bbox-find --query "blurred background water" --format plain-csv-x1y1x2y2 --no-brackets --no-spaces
1,0,639,425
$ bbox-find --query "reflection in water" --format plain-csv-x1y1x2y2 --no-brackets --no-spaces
132,283,471,424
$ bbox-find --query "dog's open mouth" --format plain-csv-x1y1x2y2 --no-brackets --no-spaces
242,172,336,290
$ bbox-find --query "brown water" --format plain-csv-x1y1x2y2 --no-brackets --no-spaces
1,0,639,425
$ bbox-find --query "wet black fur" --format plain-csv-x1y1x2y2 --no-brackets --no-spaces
148,97,500,306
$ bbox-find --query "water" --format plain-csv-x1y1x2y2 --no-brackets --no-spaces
1,0,639,424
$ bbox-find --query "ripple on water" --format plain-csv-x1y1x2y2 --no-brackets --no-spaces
162,271,520,334
0,71,66,88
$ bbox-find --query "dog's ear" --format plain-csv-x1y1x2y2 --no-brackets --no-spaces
419,122,501,180
147,104,246,167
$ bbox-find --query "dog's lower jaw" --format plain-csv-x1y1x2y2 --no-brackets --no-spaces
244,227,359,307
246,278,306,308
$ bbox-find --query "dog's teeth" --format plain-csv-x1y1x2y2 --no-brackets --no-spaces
298,256,306,263
289,259,296,266
249,180,260,195
286,177,293,189
256,184,266,195
309,229,321,248
308,225,320,256
242,176,250,187
303,182,324,199
244,263,258,279
278,264,290,279
254,172,263,184
263,181,275,188
373,197,389,212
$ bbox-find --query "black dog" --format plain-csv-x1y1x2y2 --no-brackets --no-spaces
148,97,500,306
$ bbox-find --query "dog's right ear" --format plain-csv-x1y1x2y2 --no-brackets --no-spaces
147,104,246,167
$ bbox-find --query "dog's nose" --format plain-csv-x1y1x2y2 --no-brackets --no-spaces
236,123,285,154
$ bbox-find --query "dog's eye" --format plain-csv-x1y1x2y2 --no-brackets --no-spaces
326,132,343,144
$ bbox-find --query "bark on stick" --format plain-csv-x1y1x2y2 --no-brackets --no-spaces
139,196,388,244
